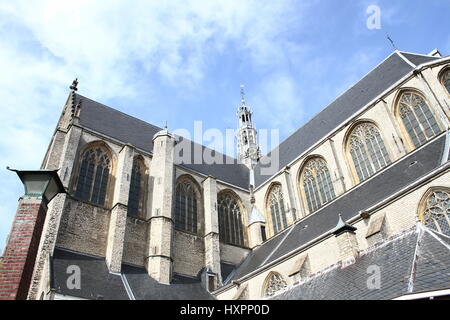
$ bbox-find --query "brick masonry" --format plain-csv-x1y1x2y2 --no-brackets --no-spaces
0,198,47,300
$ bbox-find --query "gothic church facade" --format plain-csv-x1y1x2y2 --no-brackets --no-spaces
2,49,450,300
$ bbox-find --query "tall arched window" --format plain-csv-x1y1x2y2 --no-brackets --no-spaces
300,158,336,213
440,69,450,94
218,192,244,246
267,185,288,235
127,157,146,217
347,122,391,182
175,180,198,233
419,189,450,236
75,145,112,206
263,272,287,297
397,91,441,148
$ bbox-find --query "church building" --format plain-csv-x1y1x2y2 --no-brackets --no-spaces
1,49,450,300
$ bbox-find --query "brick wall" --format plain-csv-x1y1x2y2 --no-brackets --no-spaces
0,199,47,300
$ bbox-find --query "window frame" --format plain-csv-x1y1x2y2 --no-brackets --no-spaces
127,156,148,218
298,156,337,215
72,141,115,208
418,187,450,236
344,121,393,185
217,190,247,247
265,183,288,236
394,89,442,152
174,175,202,235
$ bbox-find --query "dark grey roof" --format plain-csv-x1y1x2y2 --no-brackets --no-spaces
271,226,450,300
51,247,214,300
229,134,447,282
413,230,450,293
52,248,129,300
122,264,214,300
401,52,441,66
75,94,249,189
254,51,441,187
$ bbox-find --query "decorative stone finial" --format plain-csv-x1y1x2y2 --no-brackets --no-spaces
332,214,357,235
70,78,78,91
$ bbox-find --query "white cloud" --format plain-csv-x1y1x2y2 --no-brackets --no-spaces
0,0,314,251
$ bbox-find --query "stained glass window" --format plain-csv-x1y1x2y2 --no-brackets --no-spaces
75,146,111,206
348,123,391,182
301,158,336,213
441,69,450,94
128,158,145,217
218,193,244,246
268,185,288,235
175,181,198,233
421,190,450,236
398,91,441,148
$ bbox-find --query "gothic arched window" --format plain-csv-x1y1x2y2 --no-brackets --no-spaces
441,69,450,94
419,189,450,236
300,158,336,213
263,272,287,297
175,181,198,233
75,145,112,206
397,91,441,148
218,192,244,246
127,157,146,217
267,185,288,235
347,123,391,182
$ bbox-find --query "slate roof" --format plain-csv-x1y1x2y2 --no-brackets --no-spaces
52,248,129,300
270,225,450,300
51,248,214,300
253,51,441,187
75,94,249,189
73,51,442,190
122,264,214,300
228,133,448,282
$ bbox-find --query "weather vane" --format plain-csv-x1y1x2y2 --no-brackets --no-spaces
386,34,397,51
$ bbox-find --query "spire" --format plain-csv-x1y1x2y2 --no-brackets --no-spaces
240,84,246,106
70,78,78,92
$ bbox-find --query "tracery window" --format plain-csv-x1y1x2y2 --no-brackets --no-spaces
441,69,450,94
218,192,244,246
264,272,287,297
398,91,441,148
347,123,391,182
267,185,288,235
175,181,198,233
127,158,146,217
75,146,111,206
301,158,336,213
420,189,450,236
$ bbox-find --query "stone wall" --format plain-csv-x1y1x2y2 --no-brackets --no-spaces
122,217,148,266
56,199,110,257
172,230,205,277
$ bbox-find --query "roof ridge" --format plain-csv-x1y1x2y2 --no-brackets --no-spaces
76,93,243,163
399,50,442,58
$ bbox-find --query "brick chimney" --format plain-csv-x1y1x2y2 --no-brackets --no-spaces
0,169,65,300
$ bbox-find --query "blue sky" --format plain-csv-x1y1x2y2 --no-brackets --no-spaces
0,0,449,253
